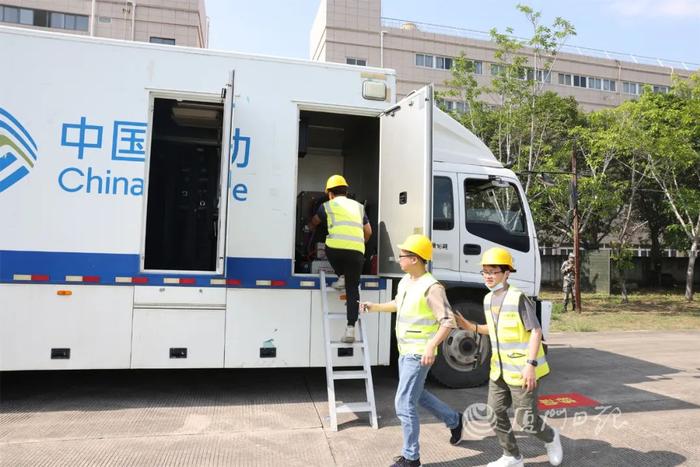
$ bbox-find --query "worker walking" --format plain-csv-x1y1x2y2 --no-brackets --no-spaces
308,175,372,343
455,247,562,467
360,234,463,467
560,252,576,312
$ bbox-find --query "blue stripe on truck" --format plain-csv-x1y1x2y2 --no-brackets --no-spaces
0,250,385,289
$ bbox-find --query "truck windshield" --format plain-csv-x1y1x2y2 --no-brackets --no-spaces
464,179,530,252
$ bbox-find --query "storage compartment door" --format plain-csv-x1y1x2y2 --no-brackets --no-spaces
131,308,225,368
0,284,133,370
378,85,433,276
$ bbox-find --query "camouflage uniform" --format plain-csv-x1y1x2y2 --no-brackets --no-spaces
561,257,576,311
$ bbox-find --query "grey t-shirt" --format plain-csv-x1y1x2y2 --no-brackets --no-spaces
489,287,540,331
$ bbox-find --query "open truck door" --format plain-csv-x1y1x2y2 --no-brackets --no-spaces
141,71,234,275
377,85,433,277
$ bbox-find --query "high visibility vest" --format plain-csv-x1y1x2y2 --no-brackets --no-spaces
324,197,365,254
395,272,440,356
484,285,549,386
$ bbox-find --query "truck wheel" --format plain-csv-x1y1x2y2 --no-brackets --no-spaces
430,299,491,388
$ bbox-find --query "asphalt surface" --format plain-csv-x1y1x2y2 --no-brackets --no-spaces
1,330,699,466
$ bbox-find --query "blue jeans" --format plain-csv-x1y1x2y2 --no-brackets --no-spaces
395,354,461,461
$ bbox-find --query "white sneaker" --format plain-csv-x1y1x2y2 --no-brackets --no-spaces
487,455,524,467
545,427,563,466
332,276,345,291
341,325,355,343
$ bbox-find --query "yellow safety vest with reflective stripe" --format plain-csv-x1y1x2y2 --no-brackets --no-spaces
324,197,365,254
395,272,440,356
484,285,549,386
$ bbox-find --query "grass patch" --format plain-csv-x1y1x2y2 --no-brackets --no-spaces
540,290,700,332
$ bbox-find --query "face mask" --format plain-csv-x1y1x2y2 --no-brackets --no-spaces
487,282,505,292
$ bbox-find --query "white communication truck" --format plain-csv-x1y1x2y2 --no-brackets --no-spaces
0,27,548,387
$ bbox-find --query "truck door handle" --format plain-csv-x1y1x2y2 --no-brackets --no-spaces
463,244,481,255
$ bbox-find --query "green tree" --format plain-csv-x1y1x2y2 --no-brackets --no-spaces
639,75,700,300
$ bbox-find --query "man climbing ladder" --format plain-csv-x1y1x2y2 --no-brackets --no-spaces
308,174,372,343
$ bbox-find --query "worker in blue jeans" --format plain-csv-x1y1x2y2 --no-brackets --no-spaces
361,234,463,467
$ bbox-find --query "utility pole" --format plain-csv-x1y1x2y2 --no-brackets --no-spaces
572,145,582,312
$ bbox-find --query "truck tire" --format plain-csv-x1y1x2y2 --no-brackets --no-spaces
430,298,491,388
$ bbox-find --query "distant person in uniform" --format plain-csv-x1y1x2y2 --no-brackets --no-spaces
560,253,576,312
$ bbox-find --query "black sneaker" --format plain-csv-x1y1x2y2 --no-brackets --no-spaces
449,412,463,445
390,455,421,467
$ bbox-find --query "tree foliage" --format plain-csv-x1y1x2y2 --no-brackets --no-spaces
442,4,700,300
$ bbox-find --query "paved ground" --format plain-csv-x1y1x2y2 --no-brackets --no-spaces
1,330,699,466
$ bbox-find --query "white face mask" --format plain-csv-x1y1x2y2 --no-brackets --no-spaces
487,282,505,292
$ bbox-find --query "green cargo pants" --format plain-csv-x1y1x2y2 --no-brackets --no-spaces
487,376,555,457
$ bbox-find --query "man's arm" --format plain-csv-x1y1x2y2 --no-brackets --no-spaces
363,223,372,242
421,326,451,366
360,300,397,313
519,294,542,392
308,214,321,230
455,312,489,335
422,284,457,365
522,327,543,392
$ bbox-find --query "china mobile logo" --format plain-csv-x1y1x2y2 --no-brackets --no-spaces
0,107,38,193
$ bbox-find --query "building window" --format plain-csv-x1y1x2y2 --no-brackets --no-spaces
573,74,587,88
417,54,455,70
50,12,64,28
603,79,616,92
623,81,641,95
449,58,482,74
435,56,453,70
439,100,468,114
491,64,505,76
588,77,601,90
2,6,19,23
19,8,32,25
33,10,49,27
346,57,367,66
653,85,669,94
416,53,434,68
1,5,88,31
525,68,551,83
558,73,572,86
536,69,551,83
150,37,176,45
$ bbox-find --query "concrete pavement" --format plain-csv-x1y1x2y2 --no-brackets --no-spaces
1,330,699,466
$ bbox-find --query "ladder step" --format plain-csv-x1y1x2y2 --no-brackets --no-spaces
332,370,368,380
335,402,373,413
330,340,364,347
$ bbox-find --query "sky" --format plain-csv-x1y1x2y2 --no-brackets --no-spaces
206,0,699,67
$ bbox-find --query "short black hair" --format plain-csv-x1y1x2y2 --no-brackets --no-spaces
484,265,512,272
328,186,348,196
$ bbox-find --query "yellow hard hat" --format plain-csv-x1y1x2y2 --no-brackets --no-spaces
325,174,348,191
481,247,516,272
397,234,433,261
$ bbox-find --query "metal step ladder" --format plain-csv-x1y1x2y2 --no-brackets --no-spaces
320,270,378,431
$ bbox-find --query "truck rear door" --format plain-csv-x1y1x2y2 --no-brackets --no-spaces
377,85,433,277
